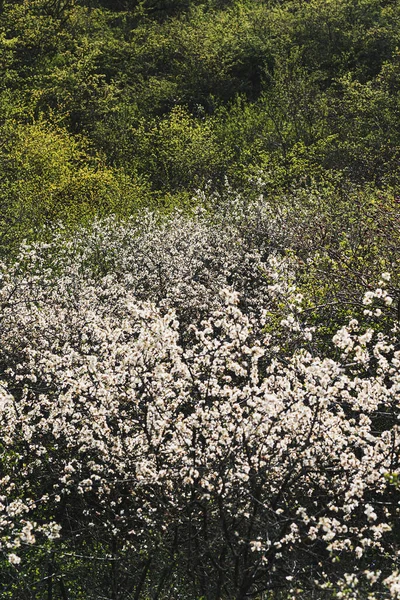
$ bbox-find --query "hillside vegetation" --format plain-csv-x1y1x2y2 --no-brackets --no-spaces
1,0,400,598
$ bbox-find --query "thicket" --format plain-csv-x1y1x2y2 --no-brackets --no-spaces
1,0,400,598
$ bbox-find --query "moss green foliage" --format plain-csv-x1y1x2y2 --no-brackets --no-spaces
2,0,400,202
0,119,152,251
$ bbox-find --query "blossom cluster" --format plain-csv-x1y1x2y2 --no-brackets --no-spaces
0,215,399,598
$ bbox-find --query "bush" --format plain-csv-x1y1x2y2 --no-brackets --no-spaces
0,216,399,598
0,120,152,254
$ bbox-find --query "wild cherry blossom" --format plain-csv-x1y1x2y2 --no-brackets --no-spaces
0,216,399,598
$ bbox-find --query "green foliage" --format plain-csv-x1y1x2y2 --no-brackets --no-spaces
131,105,226,191
272,180,400,348
0,119,151,253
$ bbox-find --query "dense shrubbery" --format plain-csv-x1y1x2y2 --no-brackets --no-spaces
2,0,400,245
2,0,400,597
0,212,399,598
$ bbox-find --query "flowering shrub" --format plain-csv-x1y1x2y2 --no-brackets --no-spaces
41,206,279,323
0,217,399,598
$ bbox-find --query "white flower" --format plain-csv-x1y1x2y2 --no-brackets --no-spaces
365,504,377,522
384,571,400,598
250,540,263,552
355,546,363,559
363,291,375,305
